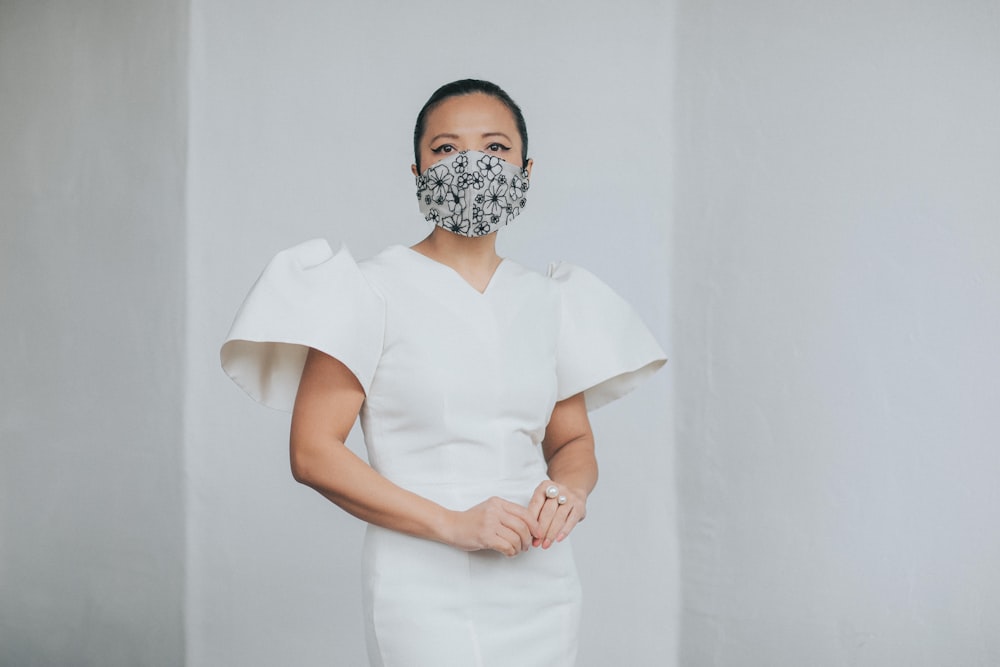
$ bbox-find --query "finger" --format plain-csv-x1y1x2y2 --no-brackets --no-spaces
526,483,549,522
543,507,569,548
499,510,534,551
494,525,521,557
502,499,540,537
538,500,561,549
528,479,555,517
543,494,582,547
555,507,582,543
538,498,565,546
542,501,568,549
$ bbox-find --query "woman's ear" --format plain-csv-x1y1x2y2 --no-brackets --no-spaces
524,158,534,178
411,163,419,177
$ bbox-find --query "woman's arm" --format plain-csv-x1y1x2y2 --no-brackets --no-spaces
527,393,598,548
290,347,539,557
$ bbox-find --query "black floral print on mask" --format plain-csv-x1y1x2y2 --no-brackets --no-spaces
416,150,529,237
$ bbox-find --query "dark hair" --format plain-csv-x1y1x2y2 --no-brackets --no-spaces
413,79,529,173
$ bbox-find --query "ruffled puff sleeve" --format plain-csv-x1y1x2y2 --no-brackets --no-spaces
548,262,667,412
220,239,385,412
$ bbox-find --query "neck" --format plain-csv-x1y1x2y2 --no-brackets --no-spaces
412,228,500,269
410,228,503,293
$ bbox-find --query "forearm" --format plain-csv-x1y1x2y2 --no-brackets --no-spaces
289,349,541,557
292,437,454,544
545,435,598,498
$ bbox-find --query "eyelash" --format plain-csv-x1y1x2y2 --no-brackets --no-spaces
431,143,511,154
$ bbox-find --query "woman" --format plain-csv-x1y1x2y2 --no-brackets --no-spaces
221,79,665,666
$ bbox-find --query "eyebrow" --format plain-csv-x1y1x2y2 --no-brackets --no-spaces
427,132,514,145
481,132,513,143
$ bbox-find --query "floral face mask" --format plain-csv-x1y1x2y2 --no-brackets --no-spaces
416,150,529,237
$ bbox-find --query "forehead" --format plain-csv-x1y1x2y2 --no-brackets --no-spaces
422,93,519,141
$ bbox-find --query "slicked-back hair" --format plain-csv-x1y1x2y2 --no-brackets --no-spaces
413,79,529,173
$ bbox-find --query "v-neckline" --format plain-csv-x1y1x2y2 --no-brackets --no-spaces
396,245,507,296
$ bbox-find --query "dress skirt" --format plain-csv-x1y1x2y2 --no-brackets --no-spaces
362,525,581,667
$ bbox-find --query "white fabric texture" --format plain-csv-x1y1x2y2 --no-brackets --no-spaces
548,261,667,410
221,239,666,666
220,239,384,410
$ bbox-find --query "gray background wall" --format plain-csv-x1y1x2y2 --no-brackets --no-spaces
3,1,999,666
0,1,188,665
675,1,1000,665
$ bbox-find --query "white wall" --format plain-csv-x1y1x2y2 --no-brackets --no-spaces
674,1,1000,664
0,2,188,665
8,3,995,666
185,1,675,665
7,3,992,666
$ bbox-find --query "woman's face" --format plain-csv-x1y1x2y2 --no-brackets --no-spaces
412,93,533,177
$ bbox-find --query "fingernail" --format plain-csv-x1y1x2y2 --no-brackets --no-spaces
556,533,565,542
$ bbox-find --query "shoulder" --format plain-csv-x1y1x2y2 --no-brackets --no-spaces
546,260,608,290
270,237,340,266
268,238,403,270
255,238,366,290
540,261,666,410
221,238,389,410
266,239,411,298
542,261,626,314
502,257,558,290
356,243,407,275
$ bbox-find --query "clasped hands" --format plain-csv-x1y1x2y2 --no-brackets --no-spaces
447,480,587,557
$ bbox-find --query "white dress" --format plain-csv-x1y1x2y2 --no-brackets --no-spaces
221,239,665,666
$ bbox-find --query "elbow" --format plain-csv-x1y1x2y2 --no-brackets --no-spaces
290,458,311,486
289,434,347,490
289,439,319,487
290,459,311,486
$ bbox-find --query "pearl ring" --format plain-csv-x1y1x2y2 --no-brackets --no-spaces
557,495,567,505
545,485,559,499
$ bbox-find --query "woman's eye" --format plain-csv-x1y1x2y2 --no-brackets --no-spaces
487,143,510,152
431,144,454,154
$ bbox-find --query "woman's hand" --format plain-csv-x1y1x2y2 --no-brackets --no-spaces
527,480,588,549
531,392,597,549
445,497,540,558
